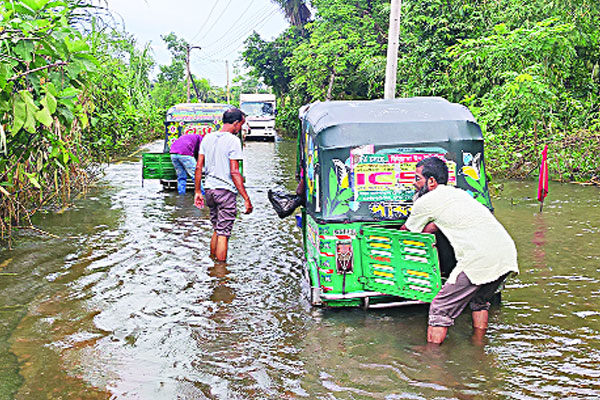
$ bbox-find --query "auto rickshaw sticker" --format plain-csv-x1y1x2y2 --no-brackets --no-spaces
332,159,351,189
305,135,316,197
336,241,354,274
319,249,335,258
315,173,321,212
350,145,374,169
462,152,481,179
333,228,357,238
320,240,332,250
306,215,319,256
325,163,353,217
319,265,333,276
183,123,215,136
461,151,493,209
370,254,391,263
368,202,411,219
166,122,182,148
353,153,457,203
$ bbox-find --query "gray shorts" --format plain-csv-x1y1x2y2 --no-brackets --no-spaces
429,271,509,327
205,189,237,237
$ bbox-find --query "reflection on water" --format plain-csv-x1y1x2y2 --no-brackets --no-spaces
532,214,548,269
0,141,599,399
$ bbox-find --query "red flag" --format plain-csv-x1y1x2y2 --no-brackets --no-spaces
537,145,549,205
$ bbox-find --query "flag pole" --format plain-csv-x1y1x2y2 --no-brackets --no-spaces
537,145,549,213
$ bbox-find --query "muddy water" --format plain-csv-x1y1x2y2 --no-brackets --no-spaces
0,140,599,399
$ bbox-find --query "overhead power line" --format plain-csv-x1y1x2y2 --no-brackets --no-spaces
198,8,279,60
202,0,258,48
196,0,235,43
190,0,220,42
200,3,273,51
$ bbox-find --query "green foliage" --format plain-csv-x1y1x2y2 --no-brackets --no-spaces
86,30,162,159
287,0,387,102
448,8,600,179
243,28,304,98
0,0,163,243
156,32,188,84
326,167,351,216
0,0,93,189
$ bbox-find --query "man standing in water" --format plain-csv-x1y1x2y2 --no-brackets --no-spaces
194,108,253,261
401,157,519,344
170,133,202,194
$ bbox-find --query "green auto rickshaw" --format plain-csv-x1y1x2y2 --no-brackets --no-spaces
142,103,236,190
297,97,493,308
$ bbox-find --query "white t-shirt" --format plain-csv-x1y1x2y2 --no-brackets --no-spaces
405,185,519,285
199,131,243,192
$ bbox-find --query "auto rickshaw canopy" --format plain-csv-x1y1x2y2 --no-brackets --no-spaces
301,97,482,149
298,97,492,222
166,103,233,123
163,103,234,152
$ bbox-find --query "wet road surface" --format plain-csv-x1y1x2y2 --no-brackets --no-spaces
0,140,599,399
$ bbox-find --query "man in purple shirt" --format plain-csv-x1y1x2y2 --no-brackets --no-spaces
170,133,203,194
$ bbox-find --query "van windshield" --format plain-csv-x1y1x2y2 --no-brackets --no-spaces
241,102,274,117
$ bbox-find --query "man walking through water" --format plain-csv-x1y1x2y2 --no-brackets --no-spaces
170,133,202,194
194,108,253,261
401,157,519,344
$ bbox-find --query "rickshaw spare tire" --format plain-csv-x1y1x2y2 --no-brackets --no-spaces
268,189,304,218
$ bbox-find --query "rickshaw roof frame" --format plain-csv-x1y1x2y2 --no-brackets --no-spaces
300,97,483,150
166,103,234,123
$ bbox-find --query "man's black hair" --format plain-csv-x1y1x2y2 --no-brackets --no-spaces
223,108,245,124
416,157,449,184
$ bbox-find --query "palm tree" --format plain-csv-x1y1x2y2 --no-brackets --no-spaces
271,0,311,27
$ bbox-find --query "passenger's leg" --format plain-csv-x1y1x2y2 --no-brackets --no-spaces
213,190,237,261
180,155,200,193
171,155,188,194
210,231,218,259
428,272,481,344
469,273,509,338
215,235,229,261
205,190,219,259
427,326,448,344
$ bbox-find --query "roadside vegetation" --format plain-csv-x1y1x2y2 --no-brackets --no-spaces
247,0,600,183
0,1,229,246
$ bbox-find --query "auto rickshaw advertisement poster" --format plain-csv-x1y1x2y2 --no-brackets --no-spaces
352,152,456,202
165,121,219,150
168,104,226,121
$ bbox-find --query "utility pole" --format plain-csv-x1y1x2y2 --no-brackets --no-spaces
226,60,230,104
186,45,201,102
384,0,402,99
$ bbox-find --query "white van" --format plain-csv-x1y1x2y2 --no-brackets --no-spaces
240,93,277,141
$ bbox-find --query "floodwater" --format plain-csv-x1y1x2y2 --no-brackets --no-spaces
0,140,599,400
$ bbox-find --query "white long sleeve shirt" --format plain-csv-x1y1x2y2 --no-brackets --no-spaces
405,185,519,285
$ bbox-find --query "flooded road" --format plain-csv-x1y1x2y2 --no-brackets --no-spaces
1,140,599,399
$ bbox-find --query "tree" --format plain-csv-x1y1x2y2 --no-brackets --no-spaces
243,28,303,98
244,0,599,182
270,0,311,27
151,33,190,112
285,0,387,101
156,32,188,84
